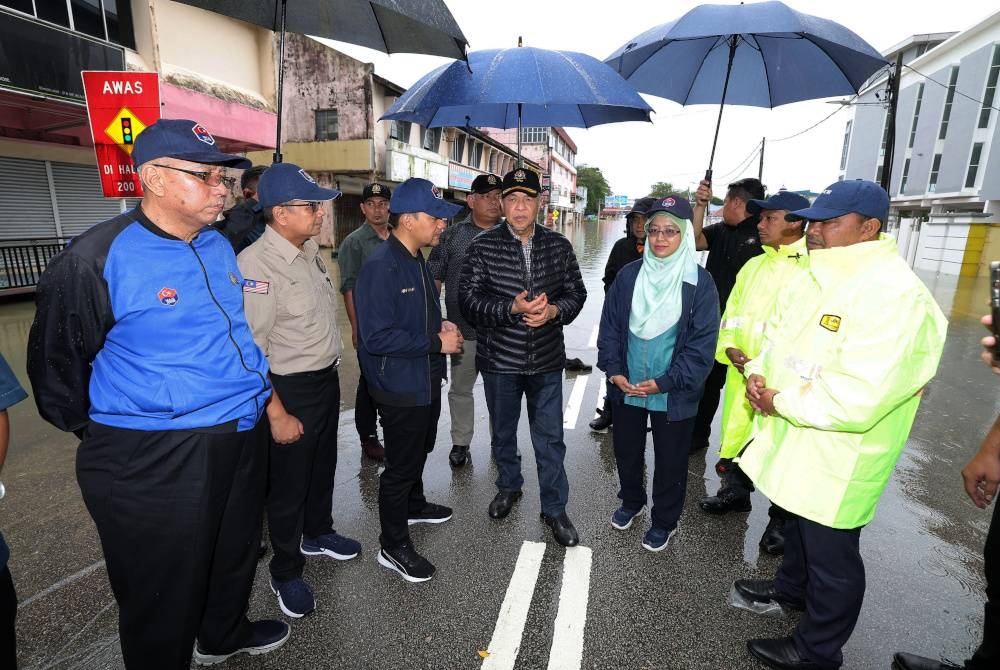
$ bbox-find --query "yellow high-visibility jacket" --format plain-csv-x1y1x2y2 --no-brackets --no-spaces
715,236,809,459
739,236,947,529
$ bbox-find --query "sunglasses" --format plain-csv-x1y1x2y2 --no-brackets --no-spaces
152,164,237,188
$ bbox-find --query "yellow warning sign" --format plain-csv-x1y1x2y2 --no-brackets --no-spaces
103,107,147,155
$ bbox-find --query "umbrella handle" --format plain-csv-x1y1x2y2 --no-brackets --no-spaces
704,168,712,185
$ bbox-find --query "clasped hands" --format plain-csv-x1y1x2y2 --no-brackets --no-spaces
610,375,660,397
746,373,779,416
438,320,464,354
512,290,558,328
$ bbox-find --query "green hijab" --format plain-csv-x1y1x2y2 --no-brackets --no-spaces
628,213,699,340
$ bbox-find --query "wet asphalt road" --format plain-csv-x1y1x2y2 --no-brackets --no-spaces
1,219,997,669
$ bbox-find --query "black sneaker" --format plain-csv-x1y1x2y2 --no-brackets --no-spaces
408,502,453,525
193,619,290,665
377,541,435,583
449,444,470,467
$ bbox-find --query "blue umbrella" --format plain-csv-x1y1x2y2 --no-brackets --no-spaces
605,0,888,181
381,45,653,163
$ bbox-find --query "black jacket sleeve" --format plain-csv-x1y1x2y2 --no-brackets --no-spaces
27,249,114,434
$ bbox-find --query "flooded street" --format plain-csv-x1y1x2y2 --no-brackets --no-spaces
0,218,996,669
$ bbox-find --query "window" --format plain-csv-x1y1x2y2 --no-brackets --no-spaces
71,0,106,39
422,127,440,152
928,154,942,192
900,158,911,194
389,120,411,143
979,46,1000,129
5,0,135,47
876,164,885,185
520,127,547,144
488,151,497,174
450,134,465,162
937,66,960,140
36,0,70,27
879,113,890,157
315,109,338,140
965,142,984,188
907,84,924,149
469,141,483,168
1,1,35,15
840,120,852,170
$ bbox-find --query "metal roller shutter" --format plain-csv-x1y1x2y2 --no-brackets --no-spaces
51,162,128,237
0,157,57,240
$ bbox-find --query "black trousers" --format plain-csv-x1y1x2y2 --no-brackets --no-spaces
76,421,267,669
612,404,694,531
773,515,864,667
967,499,1000,668
376,384,441,549
1,564,15,669
267,366,340,581
718,456,789,521
692,361,728,442
355,354,379,439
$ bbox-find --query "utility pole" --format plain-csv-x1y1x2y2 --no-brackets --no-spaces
879,51,904,196
758,137,765,181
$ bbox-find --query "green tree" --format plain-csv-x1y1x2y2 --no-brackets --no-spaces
576,165,611,215
648,181,676,198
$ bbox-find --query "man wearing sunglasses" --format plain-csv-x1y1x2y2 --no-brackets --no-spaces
28,119,287,668
237,163,360,619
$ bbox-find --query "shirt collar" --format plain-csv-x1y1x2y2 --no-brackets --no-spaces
262,224,316,265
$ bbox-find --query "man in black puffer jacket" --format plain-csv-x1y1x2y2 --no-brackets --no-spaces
459,168,587,547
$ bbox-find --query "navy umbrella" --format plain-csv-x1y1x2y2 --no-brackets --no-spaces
605,0,888,181
381,45,653,164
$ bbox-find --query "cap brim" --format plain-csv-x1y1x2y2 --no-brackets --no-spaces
427,200,464,219
746,199,768,214
166,151,251,169
502,186,539,197
785,206,850,222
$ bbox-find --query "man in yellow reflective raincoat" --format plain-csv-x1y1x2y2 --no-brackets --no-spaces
699,191,811,557
733,180,948,670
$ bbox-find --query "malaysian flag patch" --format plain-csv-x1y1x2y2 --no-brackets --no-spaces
243,279,269,294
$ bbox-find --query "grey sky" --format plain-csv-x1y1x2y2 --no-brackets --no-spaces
317,0,991,199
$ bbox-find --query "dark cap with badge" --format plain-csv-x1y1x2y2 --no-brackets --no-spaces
501,168,541,197
471,173,502,194
785,180,889,224
390,178,463,219
362,182,391,202
746,190,811,215
256,163,341,209
626,196,659,220
131,118,251,169
645,194,694,221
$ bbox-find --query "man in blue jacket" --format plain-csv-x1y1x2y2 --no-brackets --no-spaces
354,178,464,583
27,119,286,669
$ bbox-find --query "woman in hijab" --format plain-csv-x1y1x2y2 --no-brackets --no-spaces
596,195,720,551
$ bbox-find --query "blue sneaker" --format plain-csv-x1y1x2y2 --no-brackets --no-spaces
193,619,290,664
300,531,361,560
610,505,646,530
270,577,315,618
642,525,678,552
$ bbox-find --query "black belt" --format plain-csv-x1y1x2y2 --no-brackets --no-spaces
274,359,339,379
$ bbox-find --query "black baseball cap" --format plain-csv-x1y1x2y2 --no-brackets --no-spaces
501,168,541,197
471,173,502,194
626,196,658,219
362,183,391,201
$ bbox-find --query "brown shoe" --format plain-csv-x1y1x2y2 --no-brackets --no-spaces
361,435,384,461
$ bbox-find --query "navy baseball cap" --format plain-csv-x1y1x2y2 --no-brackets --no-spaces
256,163,341,209
747,190,811,215
390,178,463,219
131,119,251,169
645,195,694,221
471,173,502,194
786,180,889,224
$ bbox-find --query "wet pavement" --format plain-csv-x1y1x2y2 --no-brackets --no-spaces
1,219,996,669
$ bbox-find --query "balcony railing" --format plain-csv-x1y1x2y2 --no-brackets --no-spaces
0,238,69,294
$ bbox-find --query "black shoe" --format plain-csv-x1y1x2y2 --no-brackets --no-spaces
488,490,522,519
193,620,290,665
892,652,961,670
361,435,384,461
588,411,612,433
699,487,752,514
734,579,804,611
377,541,435,583
689,435,709,454
408,502,453,525
541,511,579,547
449,444,470,467
747,637,838,670
759,516,786,555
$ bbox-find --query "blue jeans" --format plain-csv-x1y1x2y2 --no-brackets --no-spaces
482,370,569,516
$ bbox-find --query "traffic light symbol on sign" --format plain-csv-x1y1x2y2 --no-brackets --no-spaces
121,118,133,144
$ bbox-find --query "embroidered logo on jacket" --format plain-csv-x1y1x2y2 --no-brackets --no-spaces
819,314,841,332
243,279,270,294
158,287,179,306
401,287,416,293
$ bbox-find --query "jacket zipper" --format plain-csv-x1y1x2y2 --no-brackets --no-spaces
421,259,431,402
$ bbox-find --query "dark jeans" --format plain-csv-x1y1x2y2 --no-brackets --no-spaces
267,366,340,581
774,515,864,667
966,499,1000,668
482,370,569,517
1,564,15,669
692,361,727,442
77,421,267,669
612,404,693,531
376,383,441,549
355,354,380,440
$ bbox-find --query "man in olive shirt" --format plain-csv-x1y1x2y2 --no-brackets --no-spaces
338,183,392,460
239,163,361,619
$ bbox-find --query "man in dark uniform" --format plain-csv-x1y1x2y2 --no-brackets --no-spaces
689,177,766,456
428,173,503,467
589,195,657,432
217,165,267,254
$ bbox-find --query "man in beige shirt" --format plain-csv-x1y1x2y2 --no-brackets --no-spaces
238,163,360,619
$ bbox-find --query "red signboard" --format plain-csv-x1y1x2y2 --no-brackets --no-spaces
82,71,161,198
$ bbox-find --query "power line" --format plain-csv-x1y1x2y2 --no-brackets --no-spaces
715,145,762,182
903,63,1000,114
768,97,855,143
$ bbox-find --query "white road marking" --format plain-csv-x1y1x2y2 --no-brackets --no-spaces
563,374,590,429
586,324,599,349
546,546,594,670
482,541,547,670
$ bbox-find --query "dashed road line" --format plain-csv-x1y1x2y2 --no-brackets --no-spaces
482,541,547,670
546,546,593,670
563,374,590,429
586,324,599,349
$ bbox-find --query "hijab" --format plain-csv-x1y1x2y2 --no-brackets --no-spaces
628,213,699,340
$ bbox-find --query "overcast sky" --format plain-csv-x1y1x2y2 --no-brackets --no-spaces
317,0,993,199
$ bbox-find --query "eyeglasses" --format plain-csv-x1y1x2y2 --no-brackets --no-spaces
647,227,681,239
282,202,322,212
152,164,237,188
